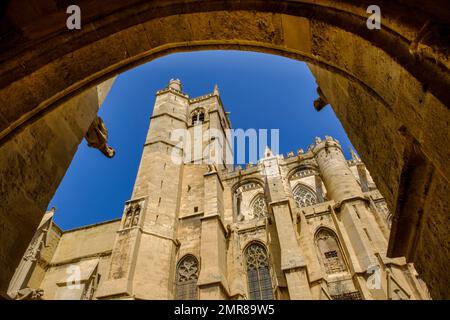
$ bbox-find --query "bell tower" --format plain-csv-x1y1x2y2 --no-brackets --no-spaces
97,79,189,299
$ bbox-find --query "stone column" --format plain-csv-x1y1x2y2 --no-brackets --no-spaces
262,151,312,299
197,167,229,299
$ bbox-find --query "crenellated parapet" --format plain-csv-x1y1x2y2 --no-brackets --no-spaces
156,78,190,99
309,136,342,154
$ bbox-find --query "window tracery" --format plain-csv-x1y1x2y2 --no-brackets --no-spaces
250,194,268,220
245,243,274,300
191,109,205,125
293,184,317,208
175,255,199,300
123,201,142,228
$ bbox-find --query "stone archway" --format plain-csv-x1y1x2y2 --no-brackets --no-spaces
0,0,448,299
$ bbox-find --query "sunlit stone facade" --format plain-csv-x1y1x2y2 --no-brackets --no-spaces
9,80,430,300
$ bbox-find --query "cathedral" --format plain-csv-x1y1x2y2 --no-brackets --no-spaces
8,79,430,300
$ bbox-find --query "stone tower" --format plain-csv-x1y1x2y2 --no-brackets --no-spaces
11,81,430,300
96,79,232,299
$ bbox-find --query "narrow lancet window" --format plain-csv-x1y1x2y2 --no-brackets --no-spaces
245,243,274,300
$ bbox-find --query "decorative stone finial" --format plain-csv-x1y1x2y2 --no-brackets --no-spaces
213,84,220,96
264,146,273,158
168,78,182,91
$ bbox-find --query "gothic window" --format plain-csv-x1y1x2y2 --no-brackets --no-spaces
315,229,348,275
191,109,205,125
232,181,265,222
250,194,268,220
293,184,317,208
123,202,142,228
245,243,274,300
175,255,199,300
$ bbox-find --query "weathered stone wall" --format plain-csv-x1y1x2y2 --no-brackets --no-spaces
308,62,449,299
28,219,120,299
50,220,120,264
179,165,206,217
0,79,114,297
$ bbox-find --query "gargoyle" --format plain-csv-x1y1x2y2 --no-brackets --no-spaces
313,87,329,111
85,116,115,158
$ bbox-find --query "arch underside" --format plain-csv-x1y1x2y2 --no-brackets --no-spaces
0,0,448,299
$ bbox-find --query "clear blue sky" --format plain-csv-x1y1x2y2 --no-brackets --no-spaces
49,51,354,230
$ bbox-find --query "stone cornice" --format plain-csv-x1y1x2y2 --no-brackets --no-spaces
197,276,231,297
204,168,224,191
178,211,204,220
49,250,112,268
61,218,121,234
144,139,183,150
233,219,267,234
333,195,370,212
140,228,179,246
150,112,187,124
189,93,216,103
156,87,189,99
269,198,292,211
200,213,227,236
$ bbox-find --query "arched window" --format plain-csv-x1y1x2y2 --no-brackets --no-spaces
250,194,268,220
175,255,199,300
315,229,347,275
245,243,274,300
232,180,265,222
293,184,317,208
191,109,205,125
